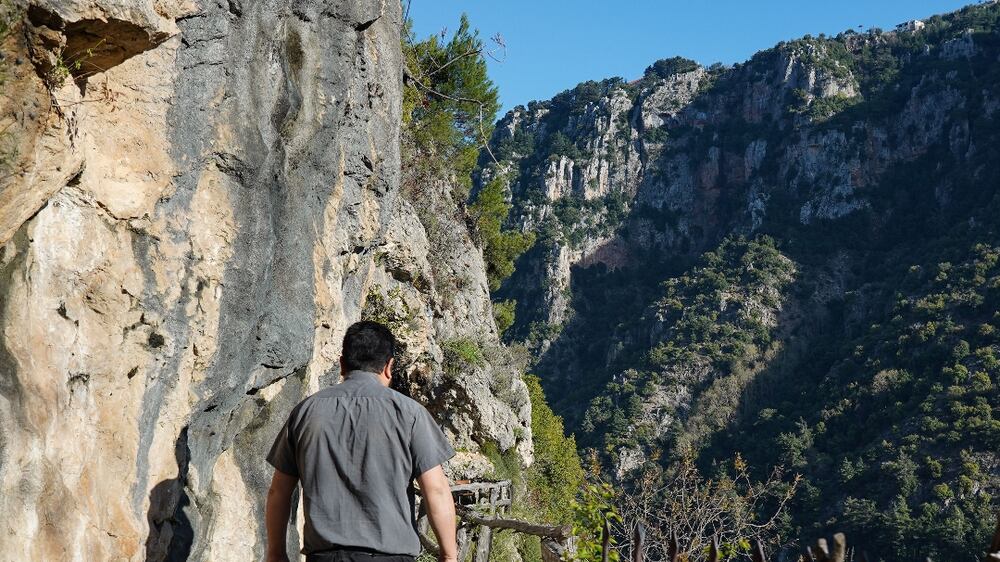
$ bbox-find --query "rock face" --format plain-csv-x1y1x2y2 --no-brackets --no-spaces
482,41,866,341
477,3,1000,491
474,6,1000,558
0,1,531,560
481,12,990,393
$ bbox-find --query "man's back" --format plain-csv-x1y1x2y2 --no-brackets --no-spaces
266,370,454,556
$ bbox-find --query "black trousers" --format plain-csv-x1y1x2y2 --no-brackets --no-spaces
306,547,415,562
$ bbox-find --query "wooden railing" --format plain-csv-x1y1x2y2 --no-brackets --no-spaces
417,479,574,561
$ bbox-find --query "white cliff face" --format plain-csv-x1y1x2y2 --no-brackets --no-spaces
471,22,1000,482
481,26,986,347
0,1,531,560
638,68,705,130
544,156,576,200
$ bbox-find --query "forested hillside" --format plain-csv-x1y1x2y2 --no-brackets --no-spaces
471,3,1000,559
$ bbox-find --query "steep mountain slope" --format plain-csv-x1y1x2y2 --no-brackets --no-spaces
0,1,531,560
475,3,1000,559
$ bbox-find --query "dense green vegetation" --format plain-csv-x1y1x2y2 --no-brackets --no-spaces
525,375,585,524
469,174,536,292
580,236,796,459
707,243,1000,561
402,14,499,196
470,2,1000,559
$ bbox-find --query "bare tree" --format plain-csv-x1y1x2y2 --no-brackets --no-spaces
614,451,799,561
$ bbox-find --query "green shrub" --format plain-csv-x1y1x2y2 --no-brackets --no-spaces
442,337,484,375
570,482,621,562
644,56,700,79
361,287,417,340
807,94,861,121
493,299,517,336
525,375,584,524
469,174,536,291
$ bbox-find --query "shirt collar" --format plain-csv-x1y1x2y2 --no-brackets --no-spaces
345,369,382,384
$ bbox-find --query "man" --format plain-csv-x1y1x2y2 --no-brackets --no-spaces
264,321,458,562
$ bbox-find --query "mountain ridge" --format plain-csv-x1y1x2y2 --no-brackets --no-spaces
473,2,1000,558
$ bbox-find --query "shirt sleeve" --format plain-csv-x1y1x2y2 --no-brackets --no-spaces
266,414,300,478
410,407,455,478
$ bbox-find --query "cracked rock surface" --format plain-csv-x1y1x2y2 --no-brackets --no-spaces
0,1,531,560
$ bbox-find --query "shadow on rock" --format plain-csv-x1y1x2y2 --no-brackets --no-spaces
145,426,194,562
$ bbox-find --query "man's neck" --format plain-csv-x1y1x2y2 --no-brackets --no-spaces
345,369,390,387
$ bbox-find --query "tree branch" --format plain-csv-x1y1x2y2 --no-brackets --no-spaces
402,68,500,166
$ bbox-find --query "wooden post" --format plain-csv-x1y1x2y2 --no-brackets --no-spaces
631,522,645,562
489,485,499,514
667,530,679,562
457,525,472,562
815,537,830,561
473,525,493,562
501,480,511,512
470,486,499,562
830,533,846,562
709,536,720,562
601,516,611,562
752,539,766,562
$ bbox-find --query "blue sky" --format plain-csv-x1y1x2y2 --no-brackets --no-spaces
408,0,975,116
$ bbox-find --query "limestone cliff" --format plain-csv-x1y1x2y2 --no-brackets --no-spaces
0,1,530,560
479,5,1000,426
475,5,1000,557
480,43,862,342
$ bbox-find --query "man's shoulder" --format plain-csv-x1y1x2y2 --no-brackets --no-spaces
365,387,436,424
291,382,427,416
286,386,344,419
297,385,341,405
389,390,431,415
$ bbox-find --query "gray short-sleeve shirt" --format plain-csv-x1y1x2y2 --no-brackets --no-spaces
266,370,455,556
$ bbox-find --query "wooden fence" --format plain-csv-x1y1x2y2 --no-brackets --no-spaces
417,479,573,561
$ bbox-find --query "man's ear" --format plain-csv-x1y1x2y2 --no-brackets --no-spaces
383,357,395,378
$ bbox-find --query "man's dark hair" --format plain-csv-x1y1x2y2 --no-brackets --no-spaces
342,321,396,373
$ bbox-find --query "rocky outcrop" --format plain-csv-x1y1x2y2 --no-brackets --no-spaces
481,18,983,353
0,1,531,560
475,6,1000,496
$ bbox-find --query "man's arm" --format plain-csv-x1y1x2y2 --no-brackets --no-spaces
265,469,299,562
417,465,457,562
